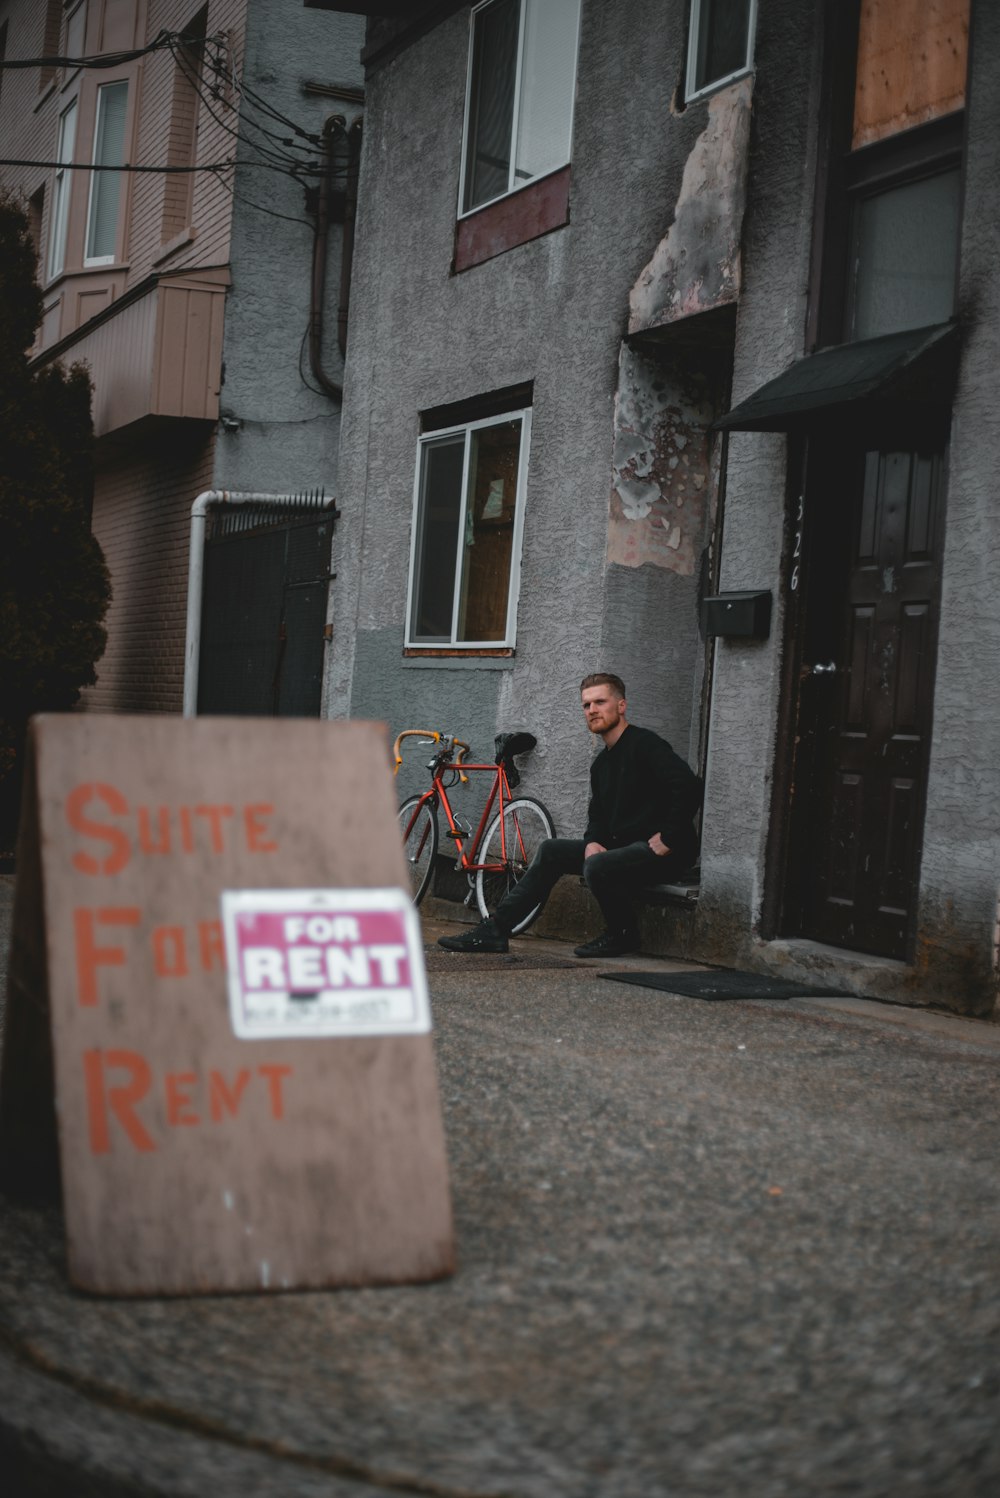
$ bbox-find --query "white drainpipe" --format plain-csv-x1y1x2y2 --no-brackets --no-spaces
183,488,335,717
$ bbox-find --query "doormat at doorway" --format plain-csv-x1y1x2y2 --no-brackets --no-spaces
599,968,854,1002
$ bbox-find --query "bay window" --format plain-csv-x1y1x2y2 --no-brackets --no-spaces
65,3,87,66
85,80,129,264
47,98,77,280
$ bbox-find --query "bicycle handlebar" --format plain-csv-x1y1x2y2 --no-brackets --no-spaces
392,729,472,783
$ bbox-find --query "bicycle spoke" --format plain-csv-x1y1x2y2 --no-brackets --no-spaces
475,797,555,934
397,797,438,905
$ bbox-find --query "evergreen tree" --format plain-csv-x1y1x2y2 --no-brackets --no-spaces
0,191,111,842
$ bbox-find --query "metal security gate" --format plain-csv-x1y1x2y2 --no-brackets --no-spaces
197,502,336,716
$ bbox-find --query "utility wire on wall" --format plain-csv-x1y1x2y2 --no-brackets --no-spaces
1,27,359,398
0,29,183,70
0,30,350,187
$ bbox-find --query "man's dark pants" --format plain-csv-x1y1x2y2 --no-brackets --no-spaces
492,836,698,936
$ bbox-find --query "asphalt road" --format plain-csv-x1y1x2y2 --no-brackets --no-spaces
1,896,999,1497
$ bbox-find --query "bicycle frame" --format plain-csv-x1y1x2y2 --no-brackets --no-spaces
405,760,525,873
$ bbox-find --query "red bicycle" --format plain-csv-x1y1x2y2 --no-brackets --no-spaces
393,729,556,933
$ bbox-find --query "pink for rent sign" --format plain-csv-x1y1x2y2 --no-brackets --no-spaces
220,888,431,1040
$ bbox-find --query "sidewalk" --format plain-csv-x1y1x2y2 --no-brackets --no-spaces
2,883,1000,1497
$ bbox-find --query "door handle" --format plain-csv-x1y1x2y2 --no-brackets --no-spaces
806,661,838,676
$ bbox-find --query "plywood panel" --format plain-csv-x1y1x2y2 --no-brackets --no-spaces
853,0,969,148
0,716,453,1295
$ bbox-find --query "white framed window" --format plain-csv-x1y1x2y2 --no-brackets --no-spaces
47,97,77,280
406,409,532,648
85,79,128,264
459,0,581,217
685,0,757,103
65,3,88,68
40,0,62,91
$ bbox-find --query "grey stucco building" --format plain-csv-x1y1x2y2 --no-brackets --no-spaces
317,0,999,1018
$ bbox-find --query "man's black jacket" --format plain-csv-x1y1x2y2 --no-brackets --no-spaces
583,724,702,852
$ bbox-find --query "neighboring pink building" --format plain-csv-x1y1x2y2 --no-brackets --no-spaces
0,0,362,712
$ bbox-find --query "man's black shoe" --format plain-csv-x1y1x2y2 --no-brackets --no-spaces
437,920,509,954
573,929,639,959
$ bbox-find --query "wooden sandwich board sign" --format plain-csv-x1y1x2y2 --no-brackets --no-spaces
0,716,454,1296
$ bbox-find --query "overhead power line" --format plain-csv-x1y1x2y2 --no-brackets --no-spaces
0,156,349,178
0,27,191,70
0,156,269,174
165,37,320,176
0,29,354,222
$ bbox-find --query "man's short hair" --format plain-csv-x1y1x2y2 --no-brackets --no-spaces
580,672,626,699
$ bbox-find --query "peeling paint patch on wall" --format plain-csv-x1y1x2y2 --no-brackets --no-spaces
607,343,719,573
629,76,752,335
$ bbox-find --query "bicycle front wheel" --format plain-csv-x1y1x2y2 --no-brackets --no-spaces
475,796,555,934
398,795,438,905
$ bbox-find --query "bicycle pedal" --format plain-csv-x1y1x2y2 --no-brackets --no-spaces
444,829,463,840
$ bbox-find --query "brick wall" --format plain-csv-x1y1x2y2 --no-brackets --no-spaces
0,0,246,348
82,420,216,714
128,0,246,286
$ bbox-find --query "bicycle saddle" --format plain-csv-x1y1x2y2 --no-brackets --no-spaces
494,731,537,789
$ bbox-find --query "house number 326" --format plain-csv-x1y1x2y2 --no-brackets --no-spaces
790,494,804,592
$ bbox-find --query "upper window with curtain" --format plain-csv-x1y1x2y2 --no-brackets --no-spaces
460,0,582,218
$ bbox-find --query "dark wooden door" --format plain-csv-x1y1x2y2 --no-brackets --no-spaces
788,440,946,959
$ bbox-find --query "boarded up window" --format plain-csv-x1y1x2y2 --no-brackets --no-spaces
853,0,969,148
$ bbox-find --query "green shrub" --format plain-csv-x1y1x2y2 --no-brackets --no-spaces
0,192,111,843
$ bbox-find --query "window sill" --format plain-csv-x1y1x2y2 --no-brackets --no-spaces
453,166,571,273
684,66,754,106
402,652,515,671
153,226,199,267
34,78,58,111
404,648,513,658
44,261,130,291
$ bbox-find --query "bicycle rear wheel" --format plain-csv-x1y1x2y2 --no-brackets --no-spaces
398,795,438,905
475,796,555,933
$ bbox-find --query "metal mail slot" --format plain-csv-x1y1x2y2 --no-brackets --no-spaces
702,590,772,640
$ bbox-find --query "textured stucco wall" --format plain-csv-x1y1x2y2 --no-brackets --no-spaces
602,340,727,766
914,0,1000,1013
213,2,365,498
691,0,824,961
329,0,715,836
693,0,1000,1015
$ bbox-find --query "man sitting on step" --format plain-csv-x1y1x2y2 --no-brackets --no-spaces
438,673,702,960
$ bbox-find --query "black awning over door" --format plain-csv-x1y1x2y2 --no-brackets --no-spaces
714,322,958,433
